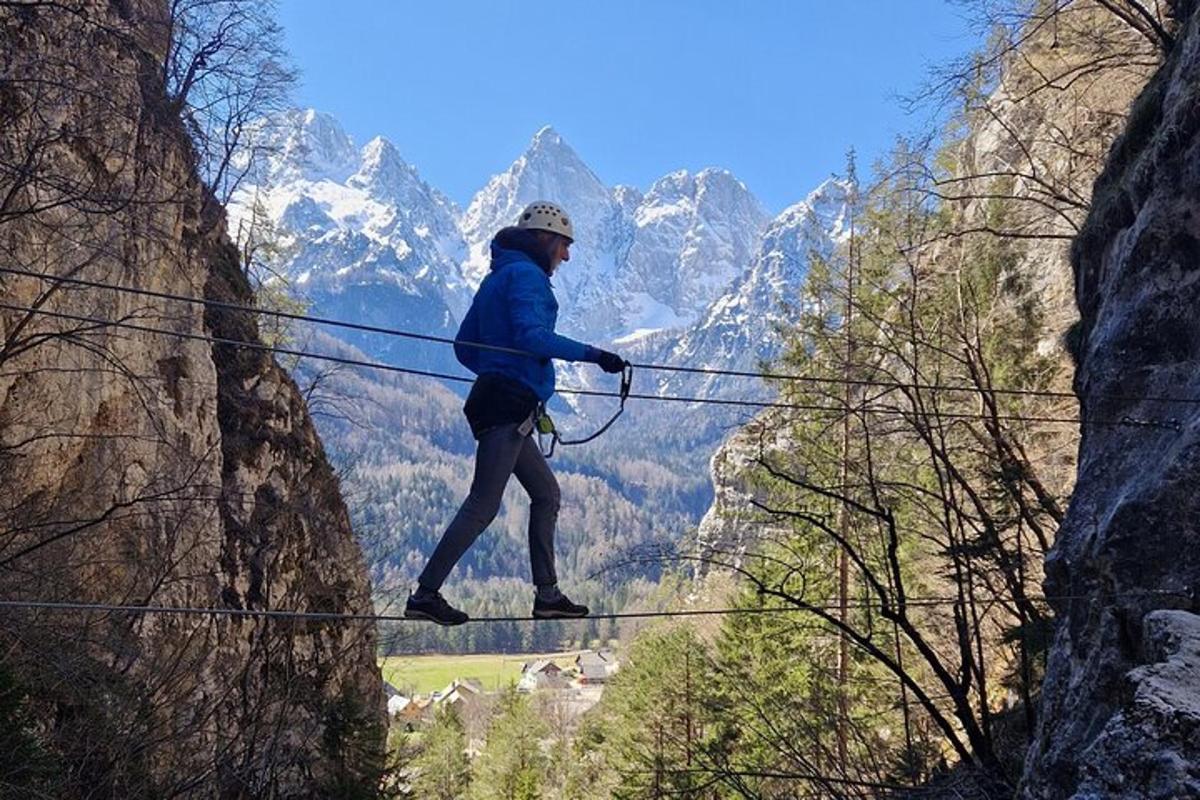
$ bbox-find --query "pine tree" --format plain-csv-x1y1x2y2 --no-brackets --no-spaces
411,704,471,800
469,687,548,800
589,625,727,798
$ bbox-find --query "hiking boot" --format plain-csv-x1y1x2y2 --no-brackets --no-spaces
404,591,468,626
533,593,589,619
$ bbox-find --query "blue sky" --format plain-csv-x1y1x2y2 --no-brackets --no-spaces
277,1,979,213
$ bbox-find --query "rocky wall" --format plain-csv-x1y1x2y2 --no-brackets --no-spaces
0,2,384,796
1023,2,1200,797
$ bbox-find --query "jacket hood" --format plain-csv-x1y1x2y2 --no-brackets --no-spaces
489,226,551,273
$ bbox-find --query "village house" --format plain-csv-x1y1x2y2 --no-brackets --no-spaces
394,697,433,732
517,659,568,693
383,681,411,718
575,650,619,684
437,678,484,710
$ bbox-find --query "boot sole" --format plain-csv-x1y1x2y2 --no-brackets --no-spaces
404,608,468,626
532,608,590,619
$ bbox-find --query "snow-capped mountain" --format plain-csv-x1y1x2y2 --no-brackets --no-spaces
616,168,769,343
461,126,631,339
461,126,622,286
224,109,855,608
230,108,848,392
229,110,469,370
656,178,853,398
461,128,770,342
259,108,360,185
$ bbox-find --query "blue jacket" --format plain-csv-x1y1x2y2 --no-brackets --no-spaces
455,232,591,401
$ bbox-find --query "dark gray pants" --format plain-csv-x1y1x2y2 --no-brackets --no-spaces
418,422,561,591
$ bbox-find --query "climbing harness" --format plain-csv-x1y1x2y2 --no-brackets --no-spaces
537,363,633,457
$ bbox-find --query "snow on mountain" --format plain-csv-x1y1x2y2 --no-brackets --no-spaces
259,108,361,185
460,126,626,338
565,178,852,474
228,111,470,370
618,168,768,336
460,128,768,342
612,184,645,218
228,108,849,392
654,177,853,398
348,138,465,263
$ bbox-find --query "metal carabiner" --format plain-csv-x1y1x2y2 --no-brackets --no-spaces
542,363,634,458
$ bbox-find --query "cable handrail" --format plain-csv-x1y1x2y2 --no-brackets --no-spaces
6,265,1191,406
620,765,975,794
0,300,1168,428
0,588,1185,625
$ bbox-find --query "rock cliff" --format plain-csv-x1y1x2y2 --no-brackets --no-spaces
0,2,384,796
1024,2,1200,796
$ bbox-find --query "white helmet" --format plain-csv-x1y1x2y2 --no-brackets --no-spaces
516,201,574,242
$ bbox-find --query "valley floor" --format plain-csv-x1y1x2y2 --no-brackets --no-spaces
379,650,587,694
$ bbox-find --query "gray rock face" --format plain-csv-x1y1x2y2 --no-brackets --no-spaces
660,178,850,400
1066,611,1200,798
1023,4,1200,796
0,3,383,796
619,168,769,335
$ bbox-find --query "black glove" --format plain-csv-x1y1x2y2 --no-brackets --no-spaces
587,346,627,374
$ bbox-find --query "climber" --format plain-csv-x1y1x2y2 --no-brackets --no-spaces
404,201,627,626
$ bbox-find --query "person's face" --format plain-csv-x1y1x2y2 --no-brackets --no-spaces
547,234,572,273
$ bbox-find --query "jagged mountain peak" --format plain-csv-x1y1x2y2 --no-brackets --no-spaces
349,135,408,188
697,165,737,180
795,176,855,230
530,124,564,147
696,167,759,200
348,135,460,218
613,183,644,210
754,182,854,278
617,165,769,339
292,108,352,146
806,174,852,198
235,108,845,364
646,165,746,188
513,125,603,188
359,134,403,164
639,167,764,219
653,177,850,399
460,125,617,290
228,108,471,340
644,168,693,196
263,108,359,185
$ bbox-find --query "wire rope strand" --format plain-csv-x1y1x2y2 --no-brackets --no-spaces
6,265,1197,407
0,299,1161,427
0,589,1185,625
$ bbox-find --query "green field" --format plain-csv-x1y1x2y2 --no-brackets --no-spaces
379,651,582,695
